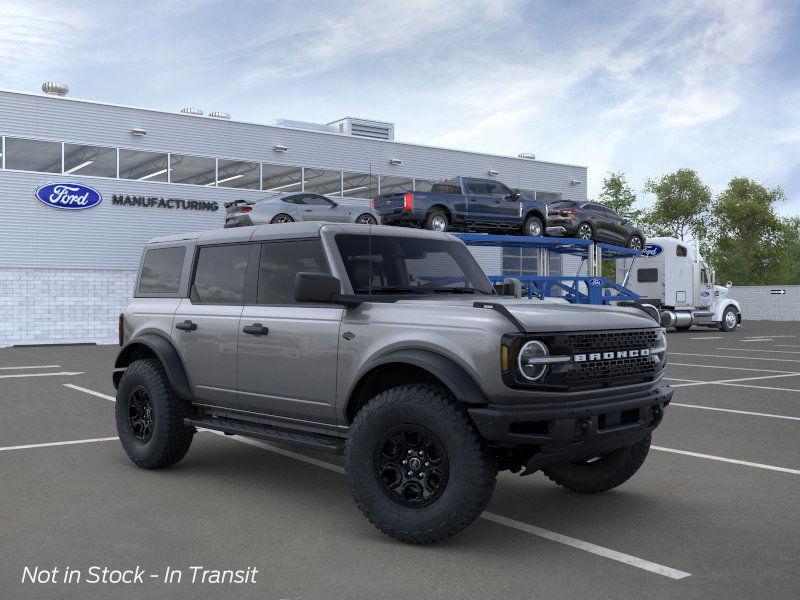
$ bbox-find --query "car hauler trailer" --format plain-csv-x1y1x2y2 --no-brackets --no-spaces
615,237,742,332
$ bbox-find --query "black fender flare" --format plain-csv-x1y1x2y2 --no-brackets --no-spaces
113,333,192,400
351,348,488,406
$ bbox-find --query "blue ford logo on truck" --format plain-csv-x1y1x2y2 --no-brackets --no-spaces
35,183,102,210
641,244,663,257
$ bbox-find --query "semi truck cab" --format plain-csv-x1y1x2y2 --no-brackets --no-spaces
616,236,742,332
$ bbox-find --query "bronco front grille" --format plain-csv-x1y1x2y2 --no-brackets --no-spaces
565,330,660,355
563,355,658,386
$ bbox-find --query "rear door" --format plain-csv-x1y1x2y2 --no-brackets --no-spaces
584,204,617,242
236,238,342,430
172,243,254,407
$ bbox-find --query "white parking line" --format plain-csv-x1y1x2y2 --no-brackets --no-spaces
775,344,800,349
689,336,723,340
671,352,800,363
652,446,800,475
669,362,798,374
740,339,773,342
670,403,800,421
715,347,800,354
668,373,800,388
0,364,61,370
64,383,116,401
0,371,84,379
0,437,118,452
715,382,800,394
206,431,692,580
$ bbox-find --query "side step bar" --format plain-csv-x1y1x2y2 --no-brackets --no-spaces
185,416,345,455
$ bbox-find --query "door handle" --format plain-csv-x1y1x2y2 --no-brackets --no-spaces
242,323,269,335
175,320,197,332
303,208,313,212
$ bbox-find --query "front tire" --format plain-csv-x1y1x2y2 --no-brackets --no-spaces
346,384,497,544
542,434,651,494
522,215,544,237
576,222,593,240
720,306,738,332
115,359,194,469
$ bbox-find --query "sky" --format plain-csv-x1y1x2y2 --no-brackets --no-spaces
1,0,799,213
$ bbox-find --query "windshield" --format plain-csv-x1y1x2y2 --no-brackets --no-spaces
335,234,494,295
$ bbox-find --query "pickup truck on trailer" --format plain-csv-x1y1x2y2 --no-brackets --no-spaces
113,222,672,544
372,176,550,237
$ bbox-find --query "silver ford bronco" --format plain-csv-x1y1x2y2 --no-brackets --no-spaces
114,222,672,544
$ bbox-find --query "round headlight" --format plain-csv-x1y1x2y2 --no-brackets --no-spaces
517,340,550,382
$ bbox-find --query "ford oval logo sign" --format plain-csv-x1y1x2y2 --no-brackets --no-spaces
700,290,710,297
588,277,603,287
35,183,102,210
641,244,663,257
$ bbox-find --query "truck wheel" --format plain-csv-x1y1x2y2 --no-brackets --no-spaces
425,209,449,232
719,306,738,332
542,434,651,494
346,384,497,544
115,359,194,469
522,215,544,237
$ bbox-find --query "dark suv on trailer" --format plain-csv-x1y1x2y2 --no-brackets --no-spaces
113,222,671,544
547,200,646,249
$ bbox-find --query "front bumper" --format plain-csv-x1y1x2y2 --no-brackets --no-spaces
468,384,672,470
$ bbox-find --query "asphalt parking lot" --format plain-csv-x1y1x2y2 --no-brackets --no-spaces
2,321,799,600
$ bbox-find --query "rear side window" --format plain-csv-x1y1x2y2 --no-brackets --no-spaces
676,245,688,257
138,247,185,295
637,268,659,283
257,240,329,304
430,181,461,194
192,245,250,304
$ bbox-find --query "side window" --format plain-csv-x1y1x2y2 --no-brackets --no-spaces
637,268,659,283
465,179,488,195
676,245,688,257
430,182,461,194
303,194,334,206
191,245,250,304
485,181,512,197
700,269,710,284
257,240,330,304
283,195,304,205
138,247,186,295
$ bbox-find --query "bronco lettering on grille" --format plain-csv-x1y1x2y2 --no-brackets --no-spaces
573,348,651,362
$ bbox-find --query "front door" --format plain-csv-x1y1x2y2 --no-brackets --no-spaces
237,239,342,430
172,243,253,407
298,194,348,222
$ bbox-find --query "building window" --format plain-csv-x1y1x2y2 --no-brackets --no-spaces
262,164,302,193
4,138,61,173
379,175,413,195
170,154,216,186
342,171,377,198
63,144,117,177
217,159,260,189
304,168,342,196
119,149,169,182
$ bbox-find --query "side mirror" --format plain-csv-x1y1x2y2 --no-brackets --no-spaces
726,281,732,288
329,201,338,208
295,272,342,304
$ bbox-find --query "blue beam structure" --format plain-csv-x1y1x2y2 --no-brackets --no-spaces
454,233,642,305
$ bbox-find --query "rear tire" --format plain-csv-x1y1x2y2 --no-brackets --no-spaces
719,306,738,332
628,235,644,251
576,222,593,240
356,213,377,225
522,215,544,237
270,213,294,224
425,209,449,232
542,434,651,494
115,359,194,469
346,384,497,544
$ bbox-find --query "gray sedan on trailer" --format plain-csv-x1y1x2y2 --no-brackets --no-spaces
224,192,381,228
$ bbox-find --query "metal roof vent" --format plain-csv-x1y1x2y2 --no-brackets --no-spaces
180,107,204,116
328,117,395,141
518,152,536,160
42,82,69,96
209,111,230,119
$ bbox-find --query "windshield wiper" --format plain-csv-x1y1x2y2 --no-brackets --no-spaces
354,286,428,294
430,287,487,294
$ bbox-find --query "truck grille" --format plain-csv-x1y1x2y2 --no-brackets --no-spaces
566,330,660,355
563,355,657,386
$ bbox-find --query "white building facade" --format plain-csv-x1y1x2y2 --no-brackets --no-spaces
0,88,587,346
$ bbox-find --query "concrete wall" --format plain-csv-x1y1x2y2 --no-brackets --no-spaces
730,286,800,322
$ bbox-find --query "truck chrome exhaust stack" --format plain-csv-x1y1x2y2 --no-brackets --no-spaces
659,310,678,328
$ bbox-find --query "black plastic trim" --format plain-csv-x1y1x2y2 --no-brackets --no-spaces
113,333,192,400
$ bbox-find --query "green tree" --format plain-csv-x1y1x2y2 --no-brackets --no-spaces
705,177,792,285
598,171,643,227
642,169,711,241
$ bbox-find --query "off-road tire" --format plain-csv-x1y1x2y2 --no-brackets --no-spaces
270,213,294,224
346,384,497,544
522,215,544,237
542,434,651,494
115,359,194,469
425,209,449,232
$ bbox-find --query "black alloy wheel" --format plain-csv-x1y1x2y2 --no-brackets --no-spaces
628,235,644,251
271,213,294,224
356,214,377,225
375,425,449,507
128,386,155,443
